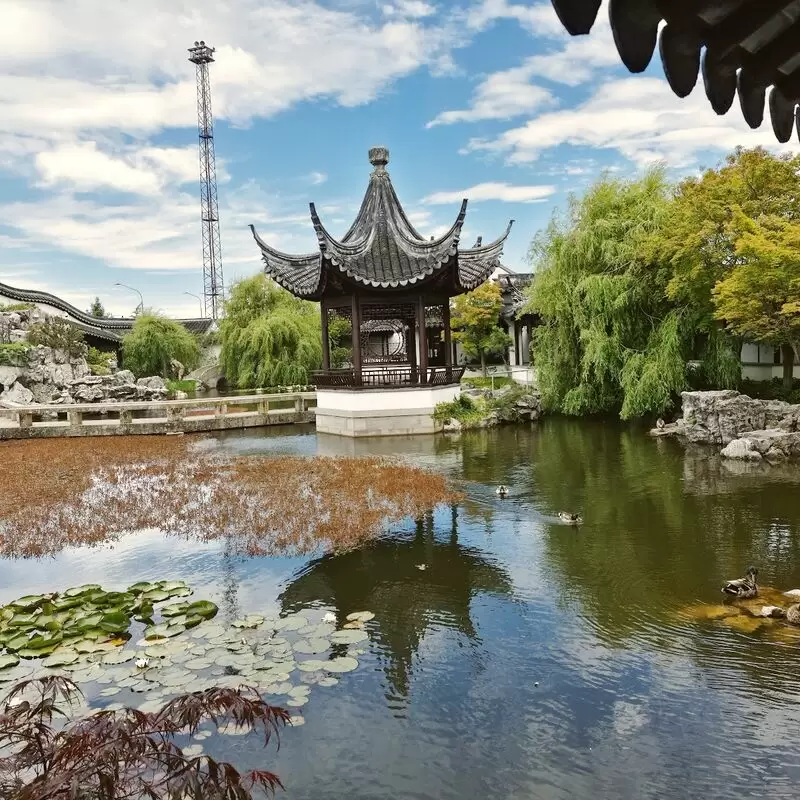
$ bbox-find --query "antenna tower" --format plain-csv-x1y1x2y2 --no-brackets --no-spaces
188,41,224,320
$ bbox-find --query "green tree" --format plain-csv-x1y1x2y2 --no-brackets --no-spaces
713,210,800,389
27,317,87,359
122,313,200,378
220,274,322,388
450,281,511,376
522,168,725,419
328,313,352,369
88,297,110,318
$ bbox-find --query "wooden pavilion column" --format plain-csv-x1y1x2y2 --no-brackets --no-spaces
351,295,362,386
320,299,330,371
416,296,428,384
443,301,452,382
407,318,417,385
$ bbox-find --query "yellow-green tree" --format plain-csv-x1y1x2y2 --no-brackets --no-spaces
713,210,800,389
450,281,511,377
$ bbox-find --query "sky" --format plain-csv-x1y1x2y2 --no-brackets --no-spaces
1,0,798,318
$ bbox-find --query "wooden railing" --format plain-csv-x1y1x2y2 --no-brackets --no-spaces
312,366,465,389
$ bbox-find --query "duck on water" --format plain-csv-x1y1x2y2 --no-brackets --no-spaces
558,512,583,525
722,566,759,599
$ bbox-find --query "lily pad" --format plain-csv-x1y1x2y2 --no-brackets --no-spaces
317,676,339,688
287,715,305,727
102,650,134,666
231,615,264,629
275,615,308,632
64,584,102,598
11,595,48,611
325,656,358,673
297,660,327,673
185,601,218,620
293,639,330,655
329,630,368,645
160,603,189,618
0,653,20,670
345,611,374,623
41,651,78,668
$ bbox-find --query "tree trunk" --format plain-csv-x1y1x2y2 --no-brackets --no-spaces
781,342,795,391
480,350,487,377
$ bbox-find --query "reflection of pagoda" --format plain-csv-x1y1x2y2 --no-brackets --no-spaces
278,509,512,697
251,147,513,437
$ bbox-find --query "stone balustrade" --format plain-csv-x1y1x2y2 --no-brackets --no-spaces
0,392,317,440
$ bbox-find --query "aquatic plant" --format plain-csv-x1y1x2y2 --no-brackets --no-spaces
0,582,218,661
0,676,288,799
0,440,459,559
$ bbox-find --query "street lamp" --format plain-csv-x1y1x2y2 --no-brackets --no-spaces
114,282,144,316
183,291,203,318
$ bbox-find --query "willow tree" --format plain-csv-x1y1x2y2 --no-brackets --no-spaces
522,168,699,419
220,274,322,388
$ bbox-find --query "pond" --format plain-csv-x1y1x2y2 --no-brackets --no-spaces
2,419,800,799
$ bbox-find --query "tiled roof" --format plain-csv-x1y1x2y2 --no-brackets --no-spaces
551,0,800,142
250,147,513,299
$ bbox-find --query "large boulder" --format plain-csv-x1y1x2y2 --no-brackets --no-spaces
0,366,21,391
721,429,800,462
0,381,34,407
71,382,107,403
137,376,166,393
681,390,800,445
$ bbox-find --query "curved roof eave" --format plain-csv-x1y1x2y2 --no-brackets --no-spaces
249,224,324,298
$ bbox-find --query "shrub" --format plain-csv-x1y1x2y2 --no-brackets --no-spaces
27,317,87,358
122,314,201,379
0,676,289,799
739,377,800,405
461,376,513,390
86,346,115,375
0,302,34,312
433,394,485,425
0,343,30,366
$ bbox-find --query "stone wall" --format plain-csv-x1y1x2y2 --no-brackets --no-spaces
654,390,800,463
0,309,167,408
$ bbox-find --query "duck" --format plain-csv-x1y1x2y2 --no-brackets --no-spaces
496,485,509,498
787,605,800,625
721,566,758,599
656,418,666,430
558,512,583,525
415,564,427,571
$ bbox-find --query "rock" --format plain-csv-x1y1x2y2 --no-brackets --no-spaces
760,606,786,618
0,366,21,391
112,370,136,385
681,390,800,446
173,390,188,401
721,429,800,462
442,418,462,433
9,329,27,343
71,383,106,403
0,382,34,407
137,376,166,392
783,590,800,599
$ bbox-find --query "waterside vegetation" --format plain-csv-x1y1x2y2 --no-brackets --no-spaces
524,147,800,419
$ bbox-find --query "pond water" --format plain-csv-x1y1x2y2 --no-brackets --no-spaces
3,419,800,799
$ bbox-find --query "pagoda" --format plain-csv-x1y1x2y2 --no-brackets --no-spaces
250,147,513,437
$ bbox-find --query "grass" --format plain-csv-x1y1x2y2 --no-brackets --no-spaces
0,342,30,366
0,302,34,312
166,379,197,394
461,376,513,390
433,394,487,426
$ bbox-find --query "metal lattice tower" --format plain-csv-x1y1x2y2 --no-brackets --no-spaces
188,41,224,320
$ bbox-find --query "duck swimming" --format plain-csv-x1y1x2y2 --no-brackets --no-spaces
558,512,582,525
722,566,758,599
496,485,509,498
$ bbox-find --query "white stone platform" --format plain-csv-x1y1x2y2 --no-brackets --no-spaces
314,385,459,437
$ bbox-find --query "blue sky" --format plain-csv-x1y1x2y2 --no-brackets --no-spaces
1,0,797,317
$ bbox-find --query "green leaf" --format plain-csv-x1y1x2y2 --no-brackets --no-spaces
185,601,218,620
10,594,48,611
0,653,20,669
64,584,102,598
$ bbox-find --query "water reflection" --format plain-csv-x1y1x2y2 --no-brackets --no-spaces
279,507,512,700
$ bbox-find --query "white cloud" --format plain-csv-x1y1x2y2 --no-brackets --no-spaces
307,171,328,185
465,77,800,167
427,62,554,126
466,0,565,37
423,182,555,203
382,1,436,18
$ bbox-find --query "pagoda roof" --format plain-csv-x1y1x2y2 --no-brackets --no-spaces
551,0,800,143
250,147,513,300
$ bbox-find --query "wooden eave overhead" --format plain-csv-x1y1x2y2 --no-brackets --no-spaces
550,0,800,142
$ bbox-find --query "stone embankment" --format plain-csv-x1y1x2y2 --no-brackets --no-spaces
1,309,168,409
441,386,542,433
653,390,800,463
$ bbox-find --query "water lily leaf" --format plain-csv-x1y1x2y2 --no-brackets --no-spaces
11,595,47,611
329,630,368,645
99,686,121,697
64,585,101,598
0,654,20,670
286,696,308,707
74,639,110,654
157,580,189,592
317,676,339,688
99,612,130,634
293,639,329,655
159,670,193,688
97,592,135,609
183,615,205,630
143,624,170,640
231,614,264,629
127,582,156,595
165,624,187,638
144,644,172,659
76,613,104,632
297,659,327,672
325,656,358,673
170,587,194,598
345,611,375,623
102,650,134,665
184,657,212,670
185,601,218,620
160,602,189,618
7,612,39,629
5,634,31,652
287,715,305,727
275,615,307,632
41,651,78,668
141,590,170,603
51,596,84,611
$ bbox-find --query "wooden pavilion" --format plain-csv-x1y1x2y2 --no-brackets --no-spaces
549,1,800,142
250,147,513,393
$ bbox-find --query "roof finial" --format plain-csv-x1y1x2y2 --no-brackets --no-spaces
368,146,389,171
